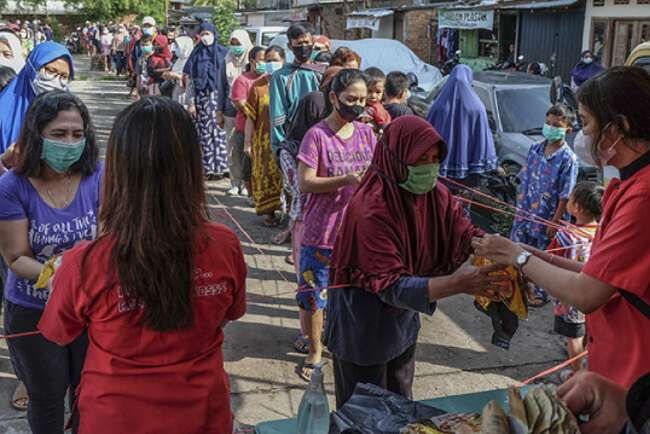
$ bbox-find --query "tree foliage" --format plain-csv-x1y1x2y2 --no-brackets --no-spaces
194,0,239,45
62,0,167,24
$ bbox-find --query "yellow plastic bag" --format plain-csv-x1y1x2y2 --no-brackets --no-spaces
473,256,528,320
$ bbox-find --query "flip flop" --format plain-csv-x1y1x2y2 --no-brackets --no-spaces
293,335,309,354
271,230,291,245
285,255,294,266
11,381,28,412
297,361,316,382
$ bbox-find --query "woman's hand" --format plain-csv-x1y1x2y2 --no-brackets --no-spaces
187,104,197,119
450,256,512,297
244,141,252,156
216,111,225,129
558,371,628,434
471,234,525,266
345,169,366,186
1,144,19,169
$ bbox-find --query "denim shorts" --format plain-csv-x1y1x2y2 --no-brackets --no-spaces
297,246,331,313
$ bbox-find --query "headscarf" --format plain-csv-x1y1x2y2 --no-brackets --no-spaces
426,64,497,179
279,91,328,158
0,31,26,73
225,28,253,86
330,116,482,294
570,50,604,88
183,23,227,92
0,42,73,153
171,35,194,74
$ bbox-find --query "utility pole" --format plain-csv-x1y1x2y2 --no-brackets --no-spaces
165,0,169,27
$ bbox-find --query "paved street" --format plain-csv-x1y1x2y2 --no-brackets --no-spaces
0,56,567,432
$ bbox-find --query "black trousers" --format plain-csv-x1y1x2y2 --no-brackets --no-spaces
332,344,417,409
5,301,87,434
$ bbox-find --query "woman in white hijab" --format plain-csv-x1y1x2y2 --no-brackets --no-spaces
0,31,26,74
224,28,253,196
162,35,195,107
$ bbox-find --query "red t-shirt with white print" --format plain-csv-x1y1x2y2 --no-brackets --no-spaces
39,222,246,434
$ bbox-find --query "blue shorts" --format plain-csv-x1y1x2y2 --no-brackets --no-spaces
297,246,331,313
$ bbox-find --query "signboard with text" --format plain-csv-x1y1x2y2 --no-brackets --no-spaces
439,10,494,31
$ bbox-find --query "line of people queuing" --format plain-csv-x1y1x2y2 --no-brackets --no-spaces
0,16,648,434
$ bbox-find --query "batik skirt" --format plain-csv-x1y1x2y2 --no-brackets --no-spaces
195,89,228,176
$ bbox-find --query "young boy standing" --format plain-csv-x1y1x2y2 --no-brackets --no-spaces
547,181,603,373
510,104,578,305
383,71,414,120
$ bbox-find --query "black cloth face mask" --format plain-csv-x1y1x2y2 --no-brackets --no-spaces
292,44,313,63
337,100,364,122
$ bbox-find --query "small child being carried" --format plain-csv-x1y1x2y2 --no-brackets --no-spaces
359,67,391,135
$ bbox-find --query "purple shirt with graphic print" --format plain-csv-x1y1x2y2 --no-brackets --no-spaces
0,164,102,309
298,121,376,249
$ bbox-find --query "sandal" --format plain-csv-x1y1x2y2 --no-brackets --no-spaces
297,360,316,382
293,335,309,354
285,254,294,266
11,381,28,412
263,216,278,228
271,230,291,245
528,295,550,308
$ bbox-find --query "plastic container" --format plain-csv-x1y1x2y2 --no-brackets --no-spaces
296,363,330,434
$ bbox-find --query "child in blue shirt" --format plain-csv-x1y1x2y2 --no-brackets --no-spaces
511,103,578,305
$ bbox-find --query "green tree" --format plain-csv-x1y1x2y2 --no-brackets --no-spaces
63,0,166,24
194,0,239,45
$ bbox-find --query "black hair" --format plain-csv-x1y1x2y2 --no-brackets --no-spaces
385,71,410,99
246,46,265,72
314,51,332,64
265,45,285,60
326,68,367,114
577,66,650,154
14,90,99,178
287,23,313,42
546,103,576,127
0,65,16,91
528,62,542,75
571,181,604,220
141,35,153,44
364,67,385,85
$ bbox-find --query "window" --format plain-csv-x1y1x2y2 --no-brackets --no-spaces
593,0,604,5
613,0,629,4
592,21,609,64
474,86,497,132
496,87,551,134
639,0,650,4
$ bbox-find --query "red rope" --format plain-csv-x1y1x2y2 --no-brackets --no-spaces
0,330,41,340
443,177,595,240
520,351,588,385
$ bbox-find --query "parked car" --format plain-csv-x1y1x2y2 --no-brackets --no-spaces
409,70,601,184
267,35,443,92
626,41,650,73
245,26,288,48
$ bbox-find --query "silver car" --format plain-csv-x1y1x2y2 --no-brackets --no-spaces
408,71,601,184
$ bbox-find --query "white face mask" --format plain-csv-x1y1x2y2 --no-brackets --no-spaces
201,34,214,47
582,57,593,65
573,131,597,166
31,68,70,95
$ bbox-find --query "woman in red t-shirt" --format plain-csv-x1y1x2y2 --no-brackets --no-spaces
474,67,650,390
38,96,247,434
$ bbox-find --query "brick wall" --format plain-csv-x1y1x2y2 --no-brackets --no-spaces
309,2,437,63
403,9,437,63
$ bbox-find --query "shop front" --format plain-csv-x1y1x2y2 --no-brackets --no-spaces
437,8,518,71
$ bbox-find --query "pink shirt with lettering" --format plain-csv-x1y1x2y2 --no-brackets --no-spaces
298,120,377,249
38,222,246,434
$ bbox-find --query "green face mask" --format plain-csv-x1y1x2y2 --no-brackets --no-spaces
399,163,440,194
229,46,245,57
41,137,86,173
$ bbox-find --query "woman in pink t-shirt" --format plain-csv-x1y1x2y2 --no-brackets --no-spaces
296,68,377,381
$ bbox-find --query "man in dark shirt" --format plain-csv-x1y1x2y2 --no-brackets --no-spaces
383,71,414,120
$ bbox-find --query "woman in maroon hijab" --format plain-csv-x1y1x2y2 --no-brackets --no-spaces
326,116,507,407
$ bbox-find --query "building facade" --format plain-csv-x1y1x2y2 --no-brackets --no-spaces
582,0,650,66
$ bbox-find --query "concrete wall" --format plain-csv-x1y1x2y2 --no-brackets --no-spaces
582,0,650,49
402,9,437,63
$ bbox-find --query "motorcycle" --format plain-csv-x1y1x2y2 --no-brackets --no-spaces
441,50,462,76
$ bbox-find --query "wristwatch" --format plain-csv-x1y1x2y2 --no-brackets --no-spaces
515,251,533,276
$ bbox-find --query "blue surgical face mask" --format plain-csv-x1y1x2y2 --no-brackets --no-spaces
542,123,567,143
41,137,86,173
266,61,283,74
142,27,155,37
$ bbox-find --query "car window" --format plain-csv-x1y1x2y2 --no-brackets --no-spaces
425,77,448,104
262,32,281,47
496,86,551,134
633,56,650,74
247,31,257,45
473,86,496,132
